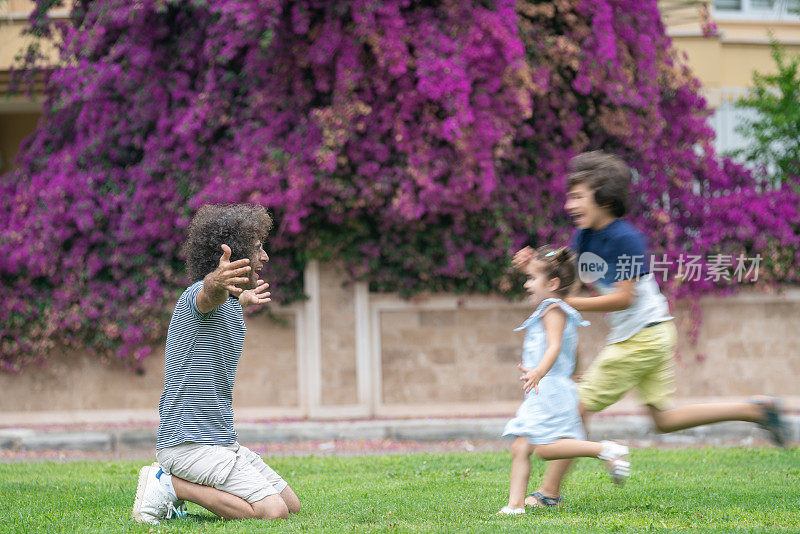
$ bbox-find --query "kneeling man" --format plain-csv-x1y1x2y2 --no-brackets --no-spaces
132,204,300,524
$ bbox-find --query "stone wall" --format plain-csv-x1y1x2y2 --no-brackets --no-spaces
0,261,797,425
379,307,527,405
319,261,359,406
0,309,304,424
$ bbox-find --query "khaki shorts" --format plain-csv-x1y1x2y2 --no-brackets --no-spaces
156,442,287,504
578,321,677,412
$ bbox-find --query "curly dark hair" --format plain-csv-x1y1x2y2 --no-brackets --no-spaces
183,204,273,282
567,151,632,217
533,245,577,298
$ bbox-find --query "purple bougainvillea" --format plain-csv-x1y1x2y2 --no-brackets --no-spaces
2,0,798,371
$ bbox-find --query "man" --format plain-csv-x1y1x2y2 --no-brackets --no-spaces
132,204,300,524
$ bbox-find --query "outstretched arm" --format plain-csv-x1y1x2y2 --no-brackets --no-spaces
564,278,635,312
197,244,252,314
238,280,272,308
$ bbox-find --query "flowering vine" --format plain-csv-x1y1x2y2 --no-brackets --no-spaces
2,0,797,371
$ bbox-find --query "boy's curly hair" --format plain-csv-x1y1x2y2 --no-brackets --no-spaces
533,246,577,297
183,204,273,282
567,151,632,217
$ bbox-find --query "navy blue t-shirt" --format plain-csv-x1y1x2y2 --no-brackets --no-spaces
571,219,650,288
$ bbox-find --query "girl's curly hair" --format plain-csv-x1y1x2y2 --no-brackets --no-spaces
533,245,577,297
183,204,273,282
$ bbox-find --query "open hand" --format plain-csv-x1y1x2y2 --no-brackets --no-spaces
209,244,251,296
518,363,542,394
512,246,535,272
238,280,271,307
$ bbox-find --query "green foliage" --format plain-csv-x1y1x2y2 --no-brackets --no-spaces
0,448,798,532
733,38,800,188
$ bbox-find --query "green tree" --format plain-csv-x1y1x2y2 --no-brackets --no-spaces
733,38,800,187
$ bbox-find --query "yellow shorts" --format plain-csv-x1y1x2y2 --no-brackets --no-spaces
578,321,677,412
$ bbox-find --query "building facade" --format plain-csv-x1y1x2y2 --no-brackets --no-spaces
661,0,800,153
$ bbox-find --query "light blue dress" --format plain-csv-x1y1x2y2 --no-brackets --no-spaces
502,298,590,444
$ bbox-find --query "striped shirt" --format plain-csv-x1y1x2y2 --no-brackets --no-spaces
156,280,246,449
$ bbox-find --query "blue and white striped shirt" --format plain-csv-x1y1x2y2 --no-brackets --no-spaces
156,281,246,449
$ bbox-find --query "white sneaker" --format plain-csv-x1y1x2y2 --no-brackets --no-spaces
149,461,187,512
598,440,631,485
132,464,186,524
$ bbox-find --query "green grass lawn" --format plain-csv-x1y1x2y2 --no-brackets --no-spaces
1,447,798,533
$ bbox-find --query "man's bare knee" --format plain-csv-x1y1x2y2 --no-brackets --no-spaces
280,486,301,514
252,495,289,520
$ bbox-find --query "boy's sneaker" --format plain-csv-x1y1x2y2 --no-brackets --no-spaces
131,464,186,524
751,395,789,448
598,440,631,485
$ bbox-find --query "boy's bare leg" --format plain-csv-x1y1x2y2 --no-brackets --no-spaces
171,476,290,520
526,441,622,505
534,439,602,460
530,398,768,505
648,401,762,433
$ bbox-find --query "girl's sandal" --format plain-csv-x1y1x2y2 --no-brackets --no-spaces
525,491,562,508
599,440,631,485
749,395,789,448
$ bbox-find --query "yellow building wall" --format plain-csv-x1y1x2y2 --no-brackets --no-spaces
0,1,62,71
663,2,800,104
672,34,800,107
0,21,29,71
0,112,39,174
0,2,52,172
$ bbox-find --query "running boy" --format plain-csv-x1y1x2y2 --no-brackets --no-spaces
515,151,788,507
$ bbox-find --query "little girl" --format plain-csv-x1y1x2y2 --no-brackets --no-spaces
498,246,630,515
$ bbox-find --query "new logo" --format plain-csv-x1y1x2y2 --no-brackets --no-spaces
577,252,608,284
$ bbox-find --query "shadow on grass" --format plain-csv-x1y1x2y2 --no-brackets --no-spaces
181,513,224,524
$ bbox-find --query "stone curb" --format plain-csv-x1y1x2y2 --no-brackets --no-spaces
20,432,112,452
1,415,798,452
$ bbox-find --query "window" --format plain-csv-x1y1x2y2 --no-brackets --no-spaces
709,88,755,157
714,0,800,17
